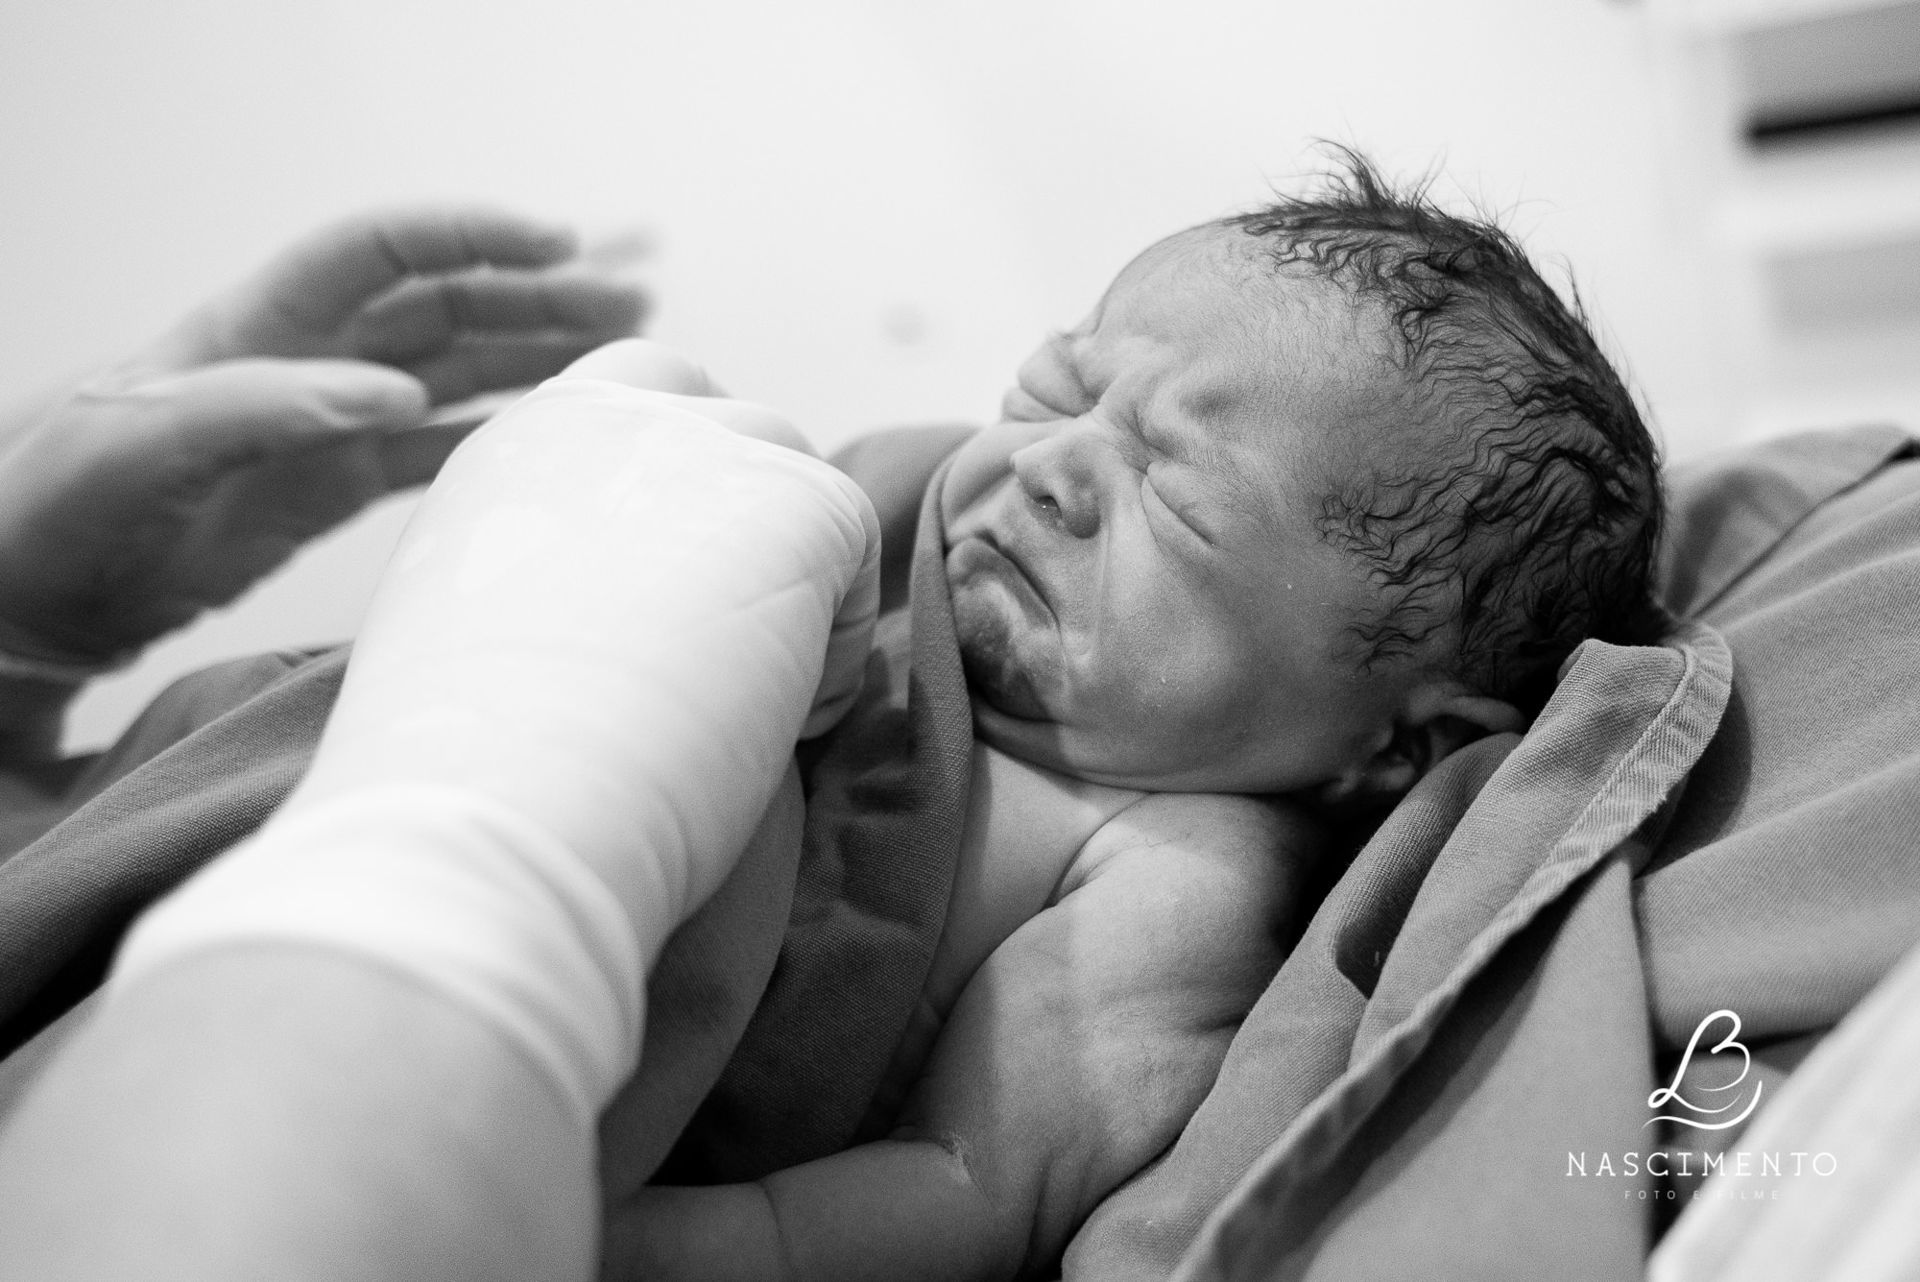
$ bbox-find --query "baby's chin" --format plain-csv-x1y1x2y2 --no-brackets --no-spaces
969,708,1160,792
953,600,1050,722
972,688,1299,793
965,692,1082,771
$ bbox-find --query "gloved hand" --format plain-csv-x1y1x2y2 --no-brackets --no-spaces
0,208,644,669
293,340,881,950
0,342,874,1281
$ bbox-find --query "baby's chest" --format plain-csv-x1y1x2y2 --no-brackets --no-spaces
918,746,1143,1019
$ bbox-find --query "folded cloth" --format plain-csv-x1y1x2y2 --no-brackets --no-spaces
0,650,326,1060
633,442,974,1184
1065,424,1920,1282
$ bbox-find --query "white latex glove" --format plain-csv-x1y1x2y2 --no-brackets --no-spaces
288,349,880,953
0,340,877,1282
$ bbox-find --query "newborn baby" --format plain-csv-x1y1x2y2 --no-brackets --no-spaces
608,159,1665,1281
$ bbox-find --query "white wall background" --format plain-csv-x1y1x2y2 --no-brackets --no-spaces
1,0,1731,749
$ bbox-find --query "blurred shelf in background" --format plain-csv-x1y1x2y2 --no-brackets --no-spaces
1649,0,1920,441
1663,0,1915,35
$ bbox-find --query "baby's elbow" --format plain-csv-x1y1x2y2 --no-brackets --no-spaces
886,1123,1046,1282
600,1183,795,1282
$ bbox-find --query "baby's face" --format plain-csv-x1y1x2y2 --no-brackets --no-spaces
940,231,1411,793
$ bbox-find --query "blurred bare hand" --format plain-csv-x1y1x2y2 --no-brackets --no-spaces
141,206,647,405
0,208,646,664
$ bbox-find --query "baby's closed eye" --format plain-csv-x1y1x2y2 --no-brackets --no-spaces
1001,385,1062,422
1008,341,1094,421
1142,463,1217,547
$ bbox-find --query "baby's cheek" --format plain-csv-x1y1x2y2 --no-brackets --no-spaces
1159,629,1267,729
938,432,1023,532
1100,619,1238,720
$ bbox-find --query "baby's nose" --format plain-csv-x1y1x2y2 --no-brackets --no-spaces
1011,430,1102,539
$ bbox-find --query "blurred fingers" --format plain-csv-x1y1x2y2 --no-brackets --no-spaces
254,207,585,334
112,359,429,470
376,423,476,489
354,271,647,365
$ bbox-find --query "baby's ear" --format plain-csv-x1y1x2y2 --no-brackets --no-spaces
1312,686,1523,812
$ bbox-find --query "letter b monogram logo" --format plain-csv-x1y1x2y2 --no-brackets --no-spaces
1646,1008,1763,1131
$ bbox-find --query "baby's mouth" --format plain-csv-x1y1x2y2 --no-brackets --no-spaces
953,531,1050,619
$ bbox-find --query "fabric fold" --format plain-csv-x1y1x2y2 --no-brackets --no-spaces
1062,623,1731,1282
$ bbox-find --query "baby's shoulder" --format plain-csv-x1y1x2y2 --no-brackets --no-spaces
1058,789,1327,911
949,750,1326,991
1018,790,1327,1027
968,743,1143,853
956,744,1144,920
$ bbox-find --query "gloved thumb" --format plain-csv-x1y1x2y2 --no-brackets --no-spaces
110,358,429,467
548,342,874,734
553,339,809,451
557,338,719,394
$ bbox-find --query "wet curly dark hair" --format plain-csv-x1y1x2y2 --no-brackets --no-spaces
1220,148,1668,715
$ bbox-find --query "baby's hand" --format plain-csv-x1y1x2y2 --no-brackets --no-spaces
603,792,1322,1282
886,791,1317,1274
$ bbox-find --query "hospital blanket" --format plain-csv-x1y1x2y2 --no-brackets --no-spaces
1066,424,1920,1281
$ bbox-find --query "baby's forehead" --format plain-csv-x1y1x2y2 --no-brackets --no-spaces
1097,229,1395,398
1087,238,1396,464
1080,233,1420,573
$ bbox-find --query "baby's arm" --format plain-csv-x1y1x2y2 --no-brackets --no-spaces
602,792,1320,1282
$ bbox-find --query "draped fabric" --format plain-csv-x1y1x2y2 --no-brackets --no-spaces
1067,425,1920,1281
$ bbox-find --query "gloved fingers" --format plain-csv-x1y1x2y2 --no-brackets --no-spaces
557,338,718,394
543,341,867,731
803,486,882,739
306,378,879,928
352,270,647,367
105,359,428,471
408,336,640,406
248,206,583,337
623,391,812,454
558,340,809,450
380,338,807,496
